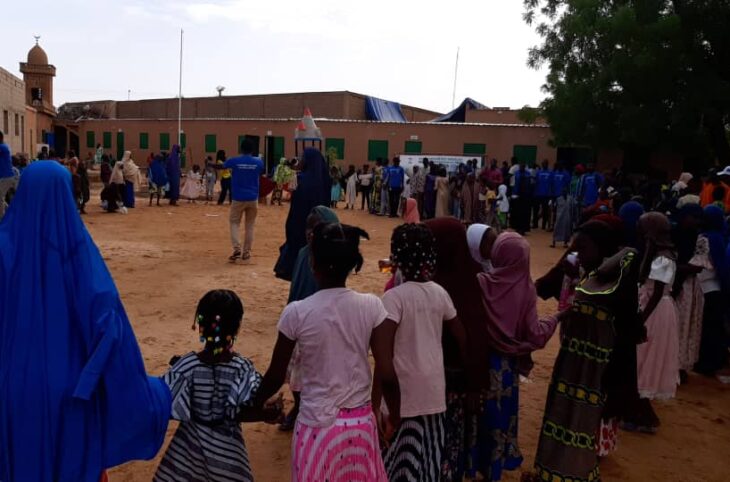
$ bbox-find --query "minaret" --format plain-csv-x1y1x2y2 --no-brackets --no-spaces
19,36,56,117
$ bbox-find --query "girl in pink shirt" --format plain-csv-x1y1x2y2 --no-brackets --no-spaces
255,222,400,482
378,223,468,482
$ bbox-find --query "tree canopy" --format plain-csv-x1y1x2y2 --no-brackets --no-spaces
523,0,730,169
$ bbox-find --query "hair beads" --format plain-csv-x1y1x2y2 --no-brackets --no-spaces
193,290,245,357
391,223,437,282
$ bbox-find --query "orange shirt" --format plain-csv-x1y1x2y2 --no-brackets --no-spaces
700,181,730,211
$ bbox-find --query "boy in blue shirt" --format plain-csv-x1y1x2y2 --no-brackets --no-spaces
210,139,264,261
387,157,405,218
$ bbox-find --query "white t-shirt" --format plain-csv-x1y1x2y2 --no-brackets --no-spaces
278,288,388,427
381,281,457,418
648,256,677,286
360,172,373,187
508,164,520,187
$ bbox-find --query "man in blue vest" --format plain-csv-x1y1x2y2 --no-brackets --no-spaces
387,157,405,218
511,162,533,235
533,159,553,230
577,163,604,207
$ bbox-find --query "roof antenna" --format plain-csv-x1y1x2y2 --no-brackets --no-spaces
451,46,460,109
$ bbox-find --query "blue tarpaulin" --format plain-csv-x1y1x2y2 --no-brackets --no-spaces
432,97,488,123
365,96,407,122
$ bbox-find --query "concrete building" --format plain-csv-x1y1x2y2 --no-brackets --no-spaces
0,67,28,153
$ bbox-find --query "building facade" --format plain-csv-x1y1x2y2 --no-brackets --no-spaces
76,116,555,172
0,67,27,153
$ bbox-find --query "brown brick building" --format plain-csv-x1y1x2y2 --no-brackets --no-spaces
60,92,557,172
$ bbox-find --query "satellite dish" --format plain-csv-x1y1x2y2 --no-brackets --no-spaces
216,86,226,97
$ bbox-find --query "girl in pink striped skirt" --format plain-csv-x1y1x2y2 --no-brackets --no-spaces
254,222,401,482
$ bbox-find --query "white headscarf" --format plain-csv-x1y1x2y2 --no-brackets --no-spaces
467,223,492,272
121,151,141,187
110,162,124,185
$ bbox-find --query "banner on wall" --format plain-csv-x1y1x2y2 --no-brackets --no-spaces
398,154,481,176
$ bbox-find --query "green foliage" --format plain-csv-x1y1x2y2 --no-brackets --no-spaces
325,146,338,167
517,105,543,124
524,0,730,168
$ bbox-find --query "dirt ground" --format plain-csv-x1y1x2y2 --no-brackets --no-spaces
83,197,730,481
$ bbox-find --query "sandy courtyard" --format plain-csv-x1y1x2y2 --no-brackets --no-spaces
79,198,730,481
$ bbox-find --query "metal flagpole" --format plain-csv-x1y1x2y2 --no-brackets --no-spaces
452,47,460,109
178,28,184,146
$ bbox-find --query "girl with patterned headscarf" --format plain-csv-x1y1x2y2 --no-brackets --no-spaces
379,223,468,482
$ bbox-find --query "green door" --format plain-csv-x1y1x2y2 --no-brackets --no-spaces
513,145,537,165
368,140,389,161
273,136,285,161
116,132,125,160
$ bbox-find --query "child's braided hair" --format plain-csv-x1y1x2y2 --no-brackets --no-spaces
192,289,244,356
391,223,437,282
311,222,369,279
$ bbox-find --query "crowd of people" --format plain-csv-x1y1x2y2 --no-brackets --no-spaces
1,131,730,482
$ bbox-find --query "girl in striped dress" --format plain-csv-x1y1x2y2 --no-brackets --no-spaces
378,223,468,482
255,222,401,482
154,290,283,482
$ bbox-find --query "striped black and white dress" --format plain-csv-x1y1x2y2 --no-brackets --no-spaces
382,412,446,482
153,352,262,482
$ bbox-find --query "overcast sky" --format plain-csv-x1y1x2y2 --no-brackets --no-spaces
2,0,548,114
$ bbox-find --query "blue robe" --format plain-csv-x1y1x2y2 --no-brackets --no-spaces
0,162,171,482
166,144,181,201
274,148,331,281
287,206,339,303
150,156,169,188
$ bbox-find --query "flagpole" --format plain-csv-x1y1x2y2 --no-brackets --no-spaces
451,46,460,109
178,28,184,147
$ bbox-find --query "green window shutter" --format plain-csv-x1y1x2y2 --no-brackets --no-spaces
139,132,149,149
513,145,537,164
116,132,125,160
180,133,187,149
325,138,345,159
367,140,388,161
86,131,95,148
160,133,170,151
463,143,486,155
404,140,422,154
102,131,112,149
273,136,285,160
205,134,217,153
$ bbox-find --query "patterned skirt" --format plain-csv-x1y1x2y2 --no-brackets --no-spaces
292,405,387,482
466,354,523,481
383,413,446,482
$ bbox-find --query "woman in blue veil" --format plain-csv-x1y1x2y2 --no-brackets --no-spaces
274,148,331,280
0,162,171,482
166,144,182,206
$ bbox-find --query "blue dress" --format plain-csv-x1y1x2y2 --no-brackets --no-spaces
274,148,331,281
166,144,182,201
0,162,171,482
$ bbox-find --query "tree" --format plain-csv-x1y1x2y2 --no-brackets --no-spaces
517,105,544,124
523,0,730,170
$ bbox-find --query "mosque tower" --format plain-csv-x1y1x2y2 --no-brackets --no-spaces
19,36,56,117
